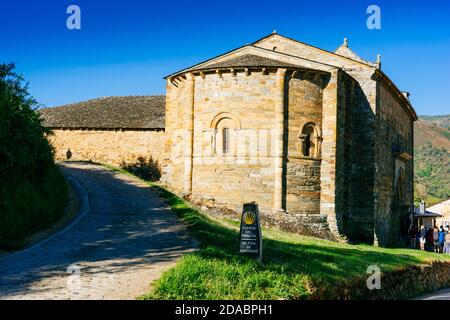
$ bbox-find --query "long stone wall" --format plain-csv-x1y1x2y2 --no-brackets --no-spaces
48,128,168,168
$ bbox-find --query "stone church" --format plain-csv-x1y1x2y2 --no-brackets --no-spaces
41,33,417,246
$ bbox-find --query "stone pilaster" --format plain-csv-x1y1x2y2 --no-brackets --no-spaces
320,69,340,234
273,68,286,212
183,73,195,194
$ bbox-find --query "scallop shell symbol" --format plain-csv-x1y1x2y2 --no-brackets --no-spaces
244,212,256,225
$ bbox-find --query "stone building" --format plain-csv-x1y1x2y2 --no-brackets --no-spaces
40,95,167,166
41,33,418,247
428,199,450,227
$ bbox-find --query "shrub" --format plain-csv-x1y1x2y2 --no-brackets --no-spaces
0,63,68,249
120,156,161,181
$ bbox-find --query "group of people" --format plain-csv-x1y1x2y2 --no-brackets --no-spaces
409,224,450,253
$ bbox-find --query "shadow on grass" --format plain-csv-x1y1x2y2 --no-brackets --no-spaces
146,184,448,299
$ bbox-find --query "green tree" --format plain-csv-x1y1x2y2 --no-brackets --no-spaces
0,63,67,248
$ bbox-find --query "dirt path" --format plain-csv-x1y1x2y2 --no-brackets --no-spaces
0,162,196,300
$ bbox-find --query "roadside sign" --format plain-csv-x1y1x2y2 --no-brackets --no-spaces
239,202,262,263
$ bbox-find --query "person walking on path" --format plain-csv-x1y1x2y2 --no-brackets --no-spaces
419,225,426,251
409,224,418,249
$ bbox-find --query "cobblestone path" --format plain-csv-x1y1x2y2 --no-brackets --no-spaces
0,162,196,300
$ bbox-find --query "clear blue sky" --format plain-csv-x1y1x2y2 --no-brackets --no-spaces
1,0,449,115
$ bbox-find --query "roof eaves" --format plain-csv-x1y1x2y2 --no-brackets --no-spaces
166,44,338,80
163,43,252,79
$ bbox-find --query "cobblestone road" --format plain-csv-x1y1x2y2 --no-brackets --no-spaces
417,288,450,300
0,162,196,300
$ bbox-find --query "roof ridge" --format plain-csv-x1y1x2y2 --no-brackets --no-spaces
43,95,165,110
252,33,377,68
39,95,166,129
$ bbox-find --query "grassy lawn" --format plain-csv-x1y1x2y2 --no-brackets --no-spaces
103,164,450,299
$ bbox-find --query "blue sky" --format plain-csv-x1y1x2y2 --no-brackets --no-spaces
0,0,449,115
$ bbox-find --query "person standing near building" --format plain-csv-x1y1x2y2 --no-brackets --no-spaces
433,226,439,253
438,226,446,253
409,224,418,249
419,225,426,251
444,227,450,254
426,227,435,251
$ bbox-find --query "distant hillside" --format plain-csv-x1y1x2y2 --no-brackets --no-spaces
419,115,450,129
414,114,450,206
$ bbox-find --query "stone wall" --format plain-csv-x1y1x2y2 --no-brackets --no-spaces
256,37,382,242
163,80,190,192
285,73,324,214
49,128,168,168
374,81,414,246
334,73,377,244
165,68,331,216
190,70,278,212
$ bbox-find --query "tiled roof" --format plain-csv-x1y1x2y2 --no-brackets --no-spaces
39,95,165,129
191,54,299,70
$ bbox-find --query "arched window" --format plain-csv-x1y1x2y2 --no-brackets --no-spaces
222,127,230,154
210,112,241,156
299,122,322,157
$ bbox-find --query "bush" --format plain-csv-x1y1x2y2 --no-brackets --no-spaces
120,156,161,181
0,63,68,249
0,166,68,249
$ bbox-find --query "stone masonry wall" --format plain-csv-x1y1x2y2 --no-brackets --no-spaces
285,73,324,214
254,36,380,244
164,68,334,238
337,73,376,244
163,79,190,192
49,129,168,169
374,82,414,246
190,70,277,213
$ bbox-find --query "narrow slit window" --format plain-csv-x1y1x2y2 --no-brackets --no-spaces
300,124,317,157
222,127,230,154
303,134,311,156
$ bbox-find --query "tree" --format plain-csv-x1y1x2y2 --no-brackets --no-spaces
0,63,54,181
0,63,67,248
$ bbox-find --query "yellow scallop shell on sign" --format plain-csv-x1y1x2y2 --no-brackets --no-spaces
244,211,256,225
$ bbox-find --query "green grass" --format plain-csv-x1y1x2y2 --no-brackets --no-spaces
102,164,450,299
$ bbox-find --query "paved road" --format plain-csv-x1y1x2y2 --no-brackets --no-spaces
417,288,450,300
0,162,196,300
